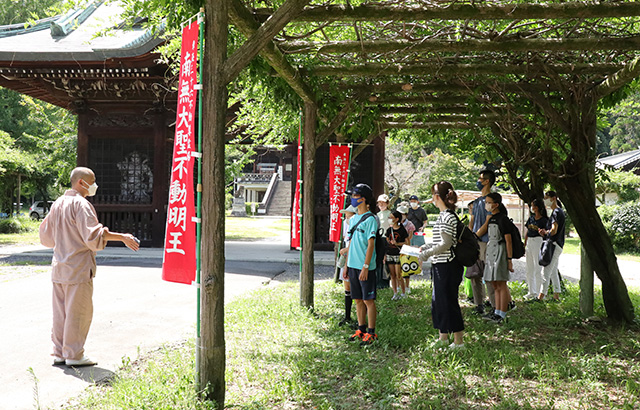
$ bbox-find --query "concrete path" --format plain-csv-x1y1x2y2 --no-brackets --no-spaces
0,240,334,410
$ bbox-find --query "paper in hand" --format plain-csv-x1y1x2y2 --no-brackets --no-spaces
400,245,422,258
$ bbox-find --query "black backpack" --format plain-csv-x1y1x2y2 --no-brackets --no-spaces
348,212,385,267
497,215,526,259
447,210,480,267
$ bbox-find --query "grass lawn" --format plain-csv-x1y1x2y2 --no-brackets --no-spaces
0,218,41,245
563,237,640,263
66,280,640,410
225,217,290,241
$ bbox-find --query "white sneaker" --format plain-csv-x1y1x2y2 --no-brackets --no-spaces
400,293,406,299
448,342,465,350
406,288,411,295
66,356,97,367
53,356,65,365
392,294,398,301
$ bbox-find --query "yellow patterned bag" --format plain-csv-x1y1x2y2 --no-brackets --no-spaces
399,254,422,277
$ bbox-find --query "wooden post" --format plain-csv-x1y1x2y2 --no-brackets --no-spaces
373,132,385,196
200,0,227,406
301,101,317,308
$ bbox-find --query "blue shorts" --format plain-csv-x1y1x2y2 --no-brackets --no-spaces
347,267,377,300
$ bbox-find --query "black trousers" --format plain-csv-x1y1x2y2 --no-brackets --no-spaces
431,260,465,333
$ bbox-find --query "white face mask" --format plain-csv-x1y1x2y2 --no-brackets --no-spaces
410,202,419,209
544,198,553,207
83,180,98,197
485,203,494,212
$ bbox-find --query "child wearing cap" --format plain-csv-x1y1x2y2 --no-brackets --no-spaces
340,183,378,346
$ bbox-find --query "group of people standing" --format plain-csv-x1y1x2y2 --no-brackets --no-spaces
338,169,566,350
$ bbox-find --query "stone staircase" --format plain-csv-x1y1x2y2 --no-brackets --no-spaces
266,180,292,216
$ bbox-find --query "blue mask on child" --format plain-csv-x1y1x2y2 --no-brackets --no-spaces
476,181,484,191
351,197,362,207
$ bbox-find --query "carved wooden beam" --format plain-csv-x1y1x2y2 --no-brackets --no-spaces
288,2,640,22
228,0,316,103
596,56,640,98
307,63,622,77
281,37,640,54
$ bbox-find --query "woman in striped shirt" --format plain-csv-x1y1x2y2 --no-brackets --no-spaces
418,181,465,350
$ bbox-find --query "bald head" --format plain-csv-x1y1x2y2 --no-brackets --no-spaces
70,167,95,186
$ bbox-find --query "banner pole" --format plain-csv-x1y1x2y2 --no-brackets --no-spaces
195,8,205,384
298,109,303,277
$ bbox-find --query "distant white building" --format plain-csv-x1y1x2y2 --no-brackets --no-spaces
596,149,640,205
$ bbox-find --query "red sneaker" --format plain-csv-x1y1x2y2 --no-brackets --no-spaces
360,333,378,346
349,329,364,341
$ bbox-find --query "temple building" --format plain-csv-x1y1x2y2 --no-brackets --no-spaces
0,0,384,250
0,1,176,246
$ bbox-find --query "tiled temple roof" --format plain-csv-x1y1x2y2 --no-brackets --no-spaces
0,0,164,62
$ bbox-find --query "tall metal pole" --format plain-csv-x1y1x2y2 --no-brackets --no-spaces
195,7,205,383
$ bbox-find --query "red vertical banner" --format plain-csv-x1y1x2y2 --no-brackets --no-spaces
162,20,199,284
291,123,302,249
329,145,351,242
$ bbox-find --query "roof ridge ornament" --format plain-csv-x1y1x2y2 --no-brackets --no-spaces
50,0,105,37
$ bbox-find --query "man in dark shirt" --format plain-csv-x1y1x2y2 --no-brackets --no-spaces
407,195,427,246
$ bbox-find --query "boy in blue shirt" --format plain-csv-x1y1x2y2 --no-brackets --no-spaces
340,183,378,345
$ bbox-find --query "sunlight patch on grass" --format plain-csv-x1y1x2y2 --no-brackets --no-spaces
225,217,290,241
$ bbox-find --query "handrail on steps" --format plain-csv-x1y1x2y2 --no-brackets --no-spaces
258,173,278,214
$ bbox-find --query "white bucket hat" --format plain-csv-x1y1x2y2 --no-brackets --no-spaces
340,205,358,214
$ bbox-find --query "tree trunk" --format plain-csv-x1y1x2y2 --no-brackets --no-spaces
580,242,594,316
16,174,21,216
580,164,595,317
557,168,634,323
301,101,317,308
200,1,227,406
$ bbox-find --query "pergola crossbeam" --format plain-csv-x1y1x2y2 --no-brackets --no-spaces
340,81,562,94
308,63,622,77
282,37,640,55
288,2,640,22
379,121,487,129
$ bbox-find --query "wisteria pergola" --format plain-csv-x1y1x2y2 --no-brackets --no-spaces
200,1,640,403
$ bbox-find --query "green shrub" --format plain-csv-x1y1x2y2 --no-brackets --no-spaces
245,202,258,215
597,203,621,224
608,202,640,252
0,217,31,234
